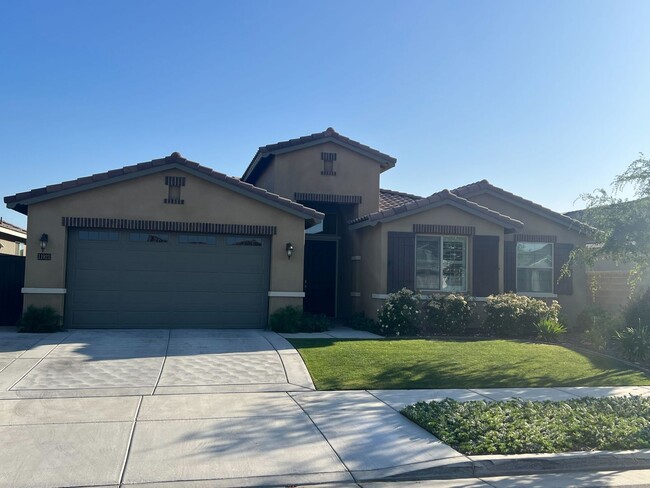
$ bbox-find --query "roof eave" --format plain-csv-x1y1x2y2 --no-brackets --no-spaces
6,160,323,223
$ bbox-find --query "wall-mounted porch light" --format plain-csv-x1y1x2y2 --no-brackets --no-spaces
39,233,49,251
286,242,294,259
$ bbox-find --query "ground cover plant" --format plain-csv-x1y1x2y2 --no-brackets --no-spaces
402,396,650,455
18,305,63,333
289,338,650,390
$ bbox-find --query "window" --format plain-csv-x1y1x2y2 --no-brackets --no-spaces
226,236,262,246
178,234,216,245
516,242,553,293
79,231,119,241
15,242,25,256
129,233,169,243
415,236,467,292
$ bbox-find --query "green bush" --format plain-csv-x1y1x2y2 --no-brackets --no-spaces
402,396,650,455
421,294,474,335
18,305,63,333
535,319,567,342
623,288,650,329
300,313,331,333
614,325,650,362
484,293,561,338
346,313,381,334
377,288,420,336
268,306,331,333
575,307,621,351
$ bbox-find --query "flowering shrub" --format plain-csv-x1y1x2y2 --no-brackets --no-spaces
421,294,474,335
484,293,561,338
377,288,420,336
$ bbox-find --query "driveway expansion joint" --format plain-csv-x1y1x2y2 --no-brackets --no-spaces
119,395,143,486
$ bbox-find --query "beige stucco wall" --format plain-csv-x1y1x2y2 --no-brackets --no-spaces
0,237,25,256
263,142,381,218
464,192,591,326
356,204,506,319
22,168,308,320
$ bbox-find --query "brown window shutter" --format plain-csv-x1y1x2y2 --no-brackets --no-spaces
387,232,415,293
554,243,574,295
504,241,516,292
472,235,499,297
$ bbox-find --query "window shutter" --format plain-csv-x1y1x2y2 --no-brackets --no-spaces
387,232,415,293
504,241,516,292
554,243,574,295
472,235,499,297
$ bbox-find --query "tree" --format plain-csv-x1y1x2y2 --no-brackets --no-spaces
575,154,650,287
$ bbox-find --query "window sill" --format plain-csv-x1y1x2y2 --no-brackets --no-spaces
517,292,558,298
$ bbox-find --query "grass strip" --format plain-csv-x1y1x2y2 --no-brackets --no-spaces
402,396,650,455
289,338,650,390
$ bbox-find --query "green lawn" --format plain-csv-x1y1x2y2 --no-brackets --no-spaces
289,338,650,390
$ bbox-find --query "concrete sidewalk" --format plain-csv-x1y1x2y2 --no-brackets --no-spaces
2,388,650,487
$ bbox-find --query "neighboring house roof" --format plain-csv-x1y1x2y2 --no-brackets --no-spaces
451,179,594,233
349,189,524,231
379,188,423,210
242,127,397,183
4,153,324,222
565,197,650,223
0,218,27,240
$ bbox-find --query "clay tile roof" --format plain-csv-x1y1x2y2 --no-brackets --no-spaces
242,128,397,183
4,153,323,221
451,179,594,232
349,189,524,229
0,218,26,234
379,188,423,210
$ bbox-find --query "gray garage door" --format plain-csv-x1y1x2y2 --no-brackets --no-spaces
65,229,270,328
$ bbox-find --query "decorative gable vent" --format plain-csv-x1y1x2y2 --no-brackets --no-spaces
164,176,186,204
321,152,337,176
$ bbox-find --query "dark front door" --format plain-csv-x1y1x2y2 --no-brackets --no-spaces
303,240,336,316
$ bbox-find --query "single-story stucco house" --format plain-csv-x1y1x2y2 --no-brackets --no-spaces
4,128,593,328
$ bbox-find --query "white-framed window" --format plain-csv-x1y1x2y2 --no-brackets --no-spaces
516,242,553,293
415,235,467,292
15,242,25,256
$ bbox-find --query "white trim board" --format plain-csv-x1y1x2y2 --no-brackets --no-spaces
22,288,67,295
267,291,305,298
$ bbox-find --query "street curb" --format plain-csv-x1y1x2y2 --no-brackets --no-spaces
357,449,650,481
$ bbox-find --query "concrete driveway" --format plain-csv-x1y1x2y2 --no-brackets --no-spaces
0,328,314,398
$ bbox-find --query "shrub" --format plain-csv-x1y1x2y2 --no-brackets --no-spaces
300,313,331,333
269,306,331,333
623,288,650,329
377,288,420,336
614,325,650,362
269,306,303,333
402,396,650,455
18,305,63,333
575,307,621,351
346,313,381,335
535,319,567,342
421,294,474,335
483,293,561,338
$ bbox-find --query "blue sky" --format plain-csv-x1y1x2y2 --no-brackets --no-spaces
2,0,649,228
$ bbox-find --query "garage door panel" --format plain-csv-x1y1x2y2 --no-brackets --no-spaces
121,252,173,271
74,249,123,270
65,229,270,328
72,310,121,326
121,271,177,292
120,311,176,326
74,290,122,309
73,269,122,290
